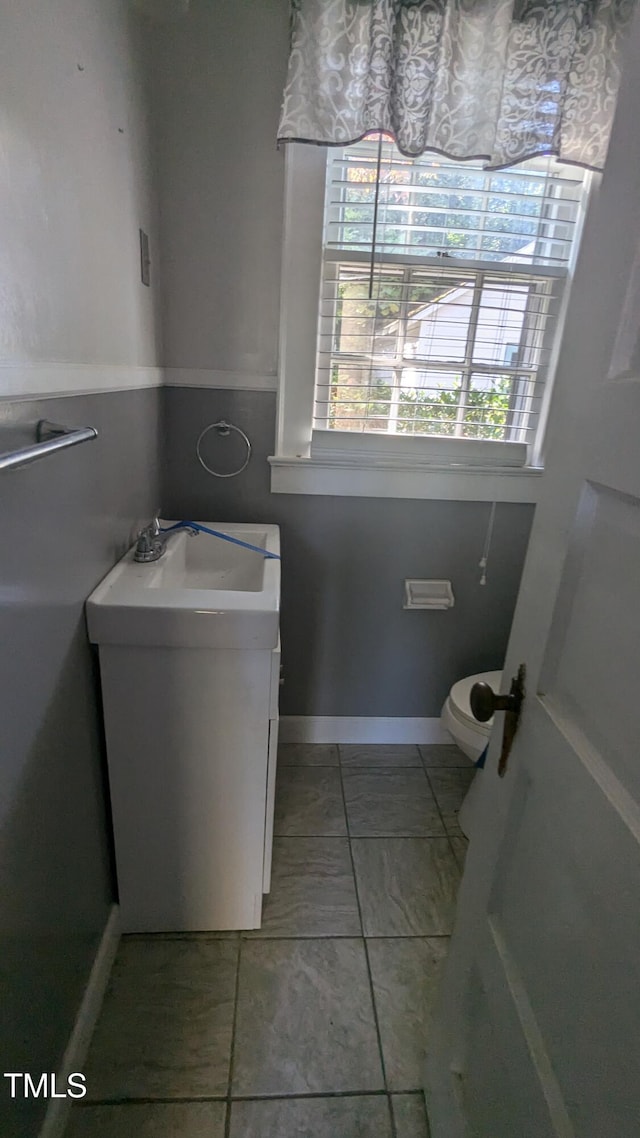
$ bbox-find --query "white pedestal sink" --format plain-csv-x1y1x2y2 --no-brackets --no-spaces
86,522,281,933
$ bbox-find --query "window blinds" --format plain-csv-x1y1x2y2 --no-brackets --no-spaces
315,139,587,445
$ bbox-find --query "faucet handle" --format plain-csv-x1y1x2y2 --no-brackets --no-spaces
138,517,160,539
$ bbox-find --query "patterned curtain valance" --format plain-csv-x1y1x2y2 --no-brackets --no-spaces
277,0,637,170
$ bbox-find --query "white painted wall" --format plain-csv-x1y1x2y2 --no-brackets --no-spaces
146,0,289,388
0,0,162,398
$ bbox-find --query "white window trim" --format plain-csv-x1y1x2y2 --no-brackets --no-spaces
272,144,592,501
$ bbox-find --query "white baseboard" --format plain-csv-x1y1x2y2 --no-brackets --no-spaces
39,905,120,1138
279,716,450,745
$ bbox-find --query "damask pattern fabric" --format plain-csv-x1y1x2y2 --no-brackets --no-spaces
277,0,636,170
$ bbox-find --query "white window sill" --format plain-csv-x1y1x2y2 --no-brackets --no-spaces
269,455,543,501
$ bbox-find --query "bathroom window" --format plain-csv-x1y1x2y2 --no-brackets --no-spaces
273,140,592,499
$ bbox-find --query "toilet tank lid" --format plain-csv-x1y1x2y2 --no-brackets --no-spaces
450,670,503,728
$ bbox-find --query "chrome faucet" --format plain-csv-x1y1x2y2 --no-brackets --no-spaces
134,518,198,563
134,517,164,563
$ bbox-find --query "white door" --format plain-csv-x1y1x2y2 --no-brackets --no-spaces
426,12,640,1138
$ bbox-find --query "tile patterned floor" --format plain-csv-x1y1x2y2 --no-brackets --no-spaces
66,743,472,1138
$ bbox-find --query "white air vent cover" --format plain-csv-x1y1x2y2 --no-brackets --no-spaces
403,579,455,610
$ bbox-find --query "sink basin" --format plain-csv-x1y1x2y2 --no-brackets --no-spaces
86,522,280,649
147,526,269,592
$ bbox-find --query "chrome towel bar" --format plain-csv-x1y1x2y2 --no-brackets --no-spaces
0,419,98,473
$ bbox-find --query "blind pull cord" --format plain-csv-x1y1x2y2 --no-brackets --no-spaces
479,501,497,586
368,133,384,300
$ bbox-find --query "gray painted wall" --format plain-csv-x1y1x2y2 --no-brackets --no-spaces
163,388,535,717
145,0,287,378
0,390,160,1138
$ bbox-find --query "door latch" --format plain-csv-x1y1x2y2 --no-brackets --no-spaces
469,664,526,777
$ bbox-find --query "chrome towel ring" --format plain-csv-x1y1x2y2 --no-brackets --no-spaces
196,419,252,478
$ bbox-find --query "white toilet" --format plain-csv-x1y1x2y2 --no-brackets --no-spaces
441,669,502,838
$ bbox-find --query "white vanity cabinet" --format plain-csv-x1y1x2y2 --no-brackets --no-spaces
97,641,279,931
86,522,281,932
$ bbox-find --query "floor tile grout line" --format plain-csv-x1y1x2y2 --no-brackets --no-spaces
271,834,449,843
389,1088,432,1136
344,835,458,842
258,833,352,839
338,740,427,772
238,932,453,941
418,748,474,772
272,832,452,842
123,933,241,941
251,757,389,1108
274,763,348,840
278,763,339,768
231,1088,407,1100
334,837,457,846
421,763,474,771
387,1089,398,1138
339,753,458,1120
423,765,469,870
237,932,452,942
448,831,468,873
337,758,392,1106
339,764,426,774
340,761,448,842
224,933,243,1137
341,763,429,773
335,752,455,842
273,832,349,838
79,1086,427,1106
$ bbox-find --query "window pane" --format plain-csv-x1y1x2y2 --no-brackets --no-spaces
404,276,474,363
463,373,513,440
397,369,463,436
319,364,395,433
472,280,529,367
324,265,404,359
